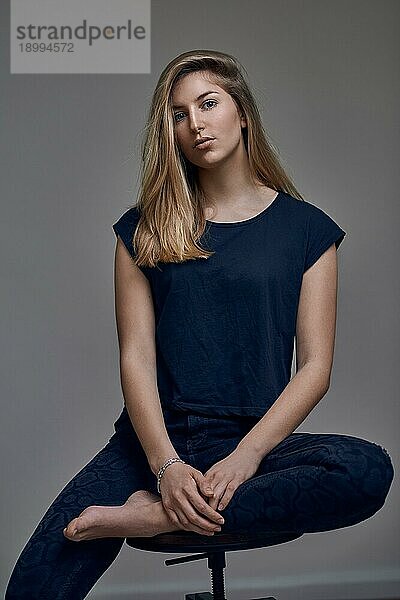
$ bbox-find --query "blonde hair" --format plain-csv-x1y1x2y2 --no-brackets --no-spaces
131,49,304,268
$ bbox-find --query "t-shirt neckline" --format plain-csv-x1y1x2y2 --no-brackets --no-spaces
205,191,283,227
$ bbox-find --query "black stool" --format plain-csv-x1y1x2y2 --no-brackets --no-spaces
126,529,303,599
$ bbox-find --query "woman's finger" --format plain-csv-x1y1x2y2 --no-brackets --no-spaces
188,473,225,524
206,492,220,511
216,481,238,510
189,493,225,525
192,471,216,499
180,498,223,532
173,505,219,536
166,507,181,527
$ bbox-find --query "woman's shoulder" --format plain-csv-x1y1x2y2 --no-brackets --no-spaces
113,204,141,228
112,205,142,260
280,191,316,212
279,191,340,223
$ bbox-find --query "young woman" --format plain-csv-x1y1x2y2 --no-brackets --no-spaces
6,49,394,599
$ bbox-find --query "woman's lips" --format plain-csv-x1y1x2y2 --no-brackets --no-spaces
194,138,215,150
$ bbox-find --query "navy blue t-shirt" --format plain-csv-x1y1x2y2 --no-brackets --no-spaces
112,191,346,417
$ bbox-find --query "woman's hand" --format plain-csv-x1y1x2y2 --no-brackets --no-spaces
159,462,225,536
203,447,261,512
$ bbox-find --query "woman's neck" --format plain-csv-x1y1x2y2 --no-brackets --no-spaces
203,184,278,222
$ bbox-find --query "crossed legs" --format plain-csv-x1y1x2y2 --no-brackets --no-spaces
6,429,394,599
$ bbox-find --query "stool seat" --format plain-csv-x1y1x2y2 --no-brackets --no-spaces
126,528,302,553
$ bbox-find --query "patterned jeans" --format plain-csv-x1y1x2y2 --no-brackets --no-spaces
5,405,394,599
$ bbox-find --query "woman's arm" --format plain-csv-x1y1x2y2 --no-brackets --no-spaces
236,243,339,461
114,236,178,475
201,243,341,511
114,237,226,532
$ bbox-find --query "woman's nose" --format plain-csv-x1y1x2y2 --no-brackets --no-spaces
188,110,204,132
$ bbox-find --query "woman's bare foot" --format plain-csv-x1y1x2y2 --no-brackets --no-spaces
63,490,180,542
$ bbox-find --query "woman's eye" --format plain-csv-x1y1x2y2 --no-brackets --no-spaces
203,99,217,110
174,99,217,123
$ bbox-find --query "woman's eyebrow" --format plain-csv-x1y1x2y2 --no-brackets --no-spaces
172,91,220,109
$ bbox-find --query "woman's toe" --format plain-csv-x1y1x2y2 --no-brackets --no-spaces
64,517,82,539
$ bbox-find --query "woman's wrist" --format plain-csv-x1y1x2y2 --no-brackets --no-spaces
149,446,182,476
156,457,186,493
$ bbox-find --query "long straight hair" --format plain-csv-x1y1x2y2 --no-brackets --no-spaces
131,49,304,268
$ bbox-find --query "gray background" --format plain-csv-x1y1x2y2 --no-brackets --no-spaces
1,0,399,598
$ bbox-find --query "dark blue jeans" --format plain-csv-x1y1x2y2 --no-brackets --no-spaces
6,405,394,599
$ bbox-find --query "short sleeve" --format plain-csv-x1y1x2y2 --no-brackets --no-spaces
303,202,346,272
112,206,140,260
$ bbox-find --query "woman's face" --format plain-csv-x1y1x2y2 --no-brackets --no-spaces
171,71,247,169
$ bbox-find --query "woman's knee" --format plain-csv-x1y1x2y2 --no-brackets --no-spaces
330,435,394,506
359,440,394,500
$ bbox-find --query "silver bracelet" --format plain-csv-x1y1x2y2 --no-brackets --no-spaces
157,457,185,493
